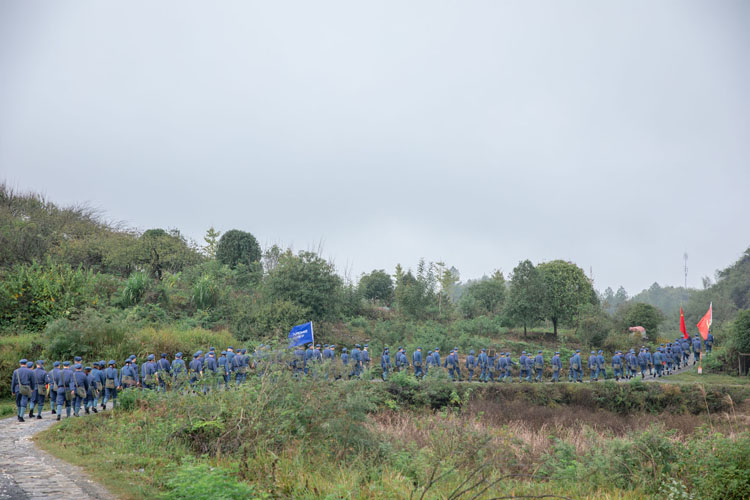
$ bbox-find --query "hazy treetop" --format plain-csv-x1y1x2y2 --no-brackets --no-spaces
1,1,748,294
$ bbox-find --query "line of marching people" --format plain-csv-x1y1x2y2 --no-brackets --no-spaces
10,335,713,422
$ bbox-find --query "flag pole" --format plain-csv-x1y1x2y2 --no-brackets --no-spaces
310,322,315,346
698,351,703,375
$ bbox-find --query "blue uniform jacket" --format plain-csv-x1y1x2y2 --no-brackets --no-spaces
412,351,423,366
70,371,89,392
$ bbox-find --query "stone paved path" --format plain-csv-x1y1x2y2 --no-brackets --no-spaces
0,412,113,500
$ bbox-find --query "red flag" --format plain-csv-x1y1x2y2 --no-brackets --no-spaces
680,307,688,339
696,302,712,341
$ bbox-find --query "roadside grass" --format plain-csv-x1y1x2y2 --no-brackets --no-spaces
0,398,17,418
667,365,750,386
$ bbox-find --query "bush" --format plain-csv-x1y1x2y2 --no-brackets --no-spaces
192,275,220,309
45,308,127,361
684,432,750,500
576,304,612,348
0,333,46,397
121,272,148,306
164,460,263,500
0,260,107,331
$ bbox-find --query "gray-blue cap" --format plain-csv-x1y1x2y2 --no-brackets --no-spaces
19,358,27,364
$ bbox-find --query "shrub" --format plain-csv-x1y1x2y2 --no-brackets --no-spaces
0,260,105,331
121,272,148,306
44,308,127,361
192,275,219,309
164,460,263,500
0,333,46,397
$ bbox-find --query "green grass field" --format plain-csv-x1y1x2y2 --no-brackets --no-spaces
666,365,750,386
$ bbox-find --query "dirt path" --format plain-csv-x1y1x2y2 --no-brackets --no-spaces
0,413,113,500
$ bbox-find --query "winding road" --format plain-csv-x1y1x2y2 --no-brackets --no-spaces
0,414,112,500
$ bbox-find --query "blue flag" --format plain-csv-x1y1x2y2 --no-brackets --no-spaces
288,322,314,348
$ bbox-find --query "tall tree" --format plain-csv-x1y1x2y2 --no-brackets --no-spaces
359,269,394,305
216,230,261,269
459,271,506,319
138,228,200,280
505,260,544,335
264,250,343,321
537,260,595,336
202,227,221,258
616,302,665,342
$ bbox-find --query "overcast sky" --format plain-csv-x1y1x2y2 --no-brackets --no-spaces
1,1,748,294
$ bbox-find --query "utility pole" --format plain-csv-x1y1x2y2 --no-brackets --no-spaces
683,252,688,305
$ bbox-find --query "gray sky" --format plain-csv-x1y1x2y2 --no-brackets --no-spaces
1,1,748,294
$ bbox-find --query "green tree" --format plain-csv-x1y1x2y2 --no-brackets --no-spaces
202,227,221,258
505,260,543,335
459,271,506,319
138,228,200,280
616,302,665,342
393,259,437,320
538,260,595,336
729,309,750,354
264,250,343,321
216,230,261,269
434,262,459,317
359,269,394,305
576,303,613,348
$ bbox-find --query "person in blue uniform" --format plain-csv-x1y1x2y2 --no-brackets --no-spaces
551,352,561,382
465,350,476,382
362,344,371,371
12,359,36,422
412,347,424,378
102,360,120,409
692,335,702,365
653,349,663,378
171,353,187,390
589,351,599,382
29,360,47,419
70,364,89,417
518,351,529,382
84,366,98,414
218,351,230,389
203,351,218,392
705,333,713,354
157,353,171,391
351,344,362,379
597,350,607,380
478,349,490,382
533,351,544,382
55,361,74,420
91,362,105,408
48,361,61,414
189,353,203,391
381,348,392,381
141,354,157,390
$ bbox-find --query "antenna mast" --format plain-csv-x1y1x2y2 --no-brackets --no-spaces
683,252,688,305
